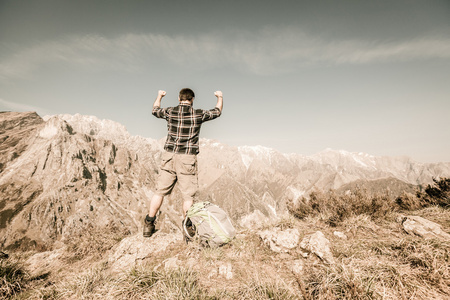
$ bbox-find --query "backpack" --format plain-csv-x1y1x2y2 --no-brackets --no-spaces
183,202,236,247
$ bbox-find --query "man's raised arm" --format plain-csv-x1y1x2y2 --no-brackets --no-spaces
214,91,223,112
153,90,166,108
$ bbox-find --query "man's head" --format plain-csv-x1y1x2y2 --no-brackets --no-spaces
179,88,195,103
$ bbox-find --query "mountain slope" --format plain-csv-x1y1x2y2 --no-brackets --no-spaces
0,112,161,250
1,111,449,250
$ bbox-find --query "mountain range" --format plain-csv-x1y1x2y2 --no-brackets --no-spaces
1,111,449,250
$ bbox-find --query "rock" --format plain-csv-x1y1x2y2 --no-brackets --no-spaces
285,259,304,275
402,216,450,240
164,256,181,270
333,231,347,239
396,214,406,223
206,263,233,280
258,228,300,253
278,253,294,260
186,257,197,269
240,210,270,229
25,247,66,277
299,231,334,264
208,268,218,279
108,233,181,273
0,251,9,259
218,263,233,279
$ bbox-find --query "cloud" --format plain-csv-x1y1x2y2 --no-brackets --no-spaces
1,28,450,80
0,98,52,115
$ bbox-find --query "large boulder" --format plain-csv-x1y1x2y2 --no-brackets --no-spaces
401,216,450,240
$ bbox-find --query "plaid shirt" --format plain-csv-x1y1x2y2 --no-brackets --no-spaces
152,104,221,155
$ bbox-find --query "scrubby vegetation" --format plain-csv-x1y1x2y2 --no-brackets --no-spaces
287,177,450,299
3,178,450,299
297,229,450,299
289,177,450,225
288,188,395,226
0,259,28,299
419,177,450,208
396,177,450,210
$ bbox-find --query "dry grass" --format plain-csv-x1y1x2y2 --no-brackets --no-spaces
1,259,28,299
289,178,450,226
64,222,130,262
8,219,450,299
288,188,396,226
6,180,450,299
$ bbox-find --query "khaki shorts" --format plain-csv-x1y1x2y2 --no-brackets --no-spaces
155,151,198,202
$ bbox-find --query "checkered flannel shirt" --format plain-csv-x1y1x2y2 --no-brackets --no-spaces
152,103,221,155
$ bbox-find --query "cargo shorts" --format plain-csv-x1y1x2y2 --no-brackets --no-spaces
155,151,198,203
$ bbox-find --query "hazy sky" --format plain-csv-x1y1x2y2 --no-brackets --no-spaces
1,0,449,162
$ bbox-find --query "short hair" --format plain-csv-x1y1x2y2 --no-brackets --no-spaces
179,88,195,101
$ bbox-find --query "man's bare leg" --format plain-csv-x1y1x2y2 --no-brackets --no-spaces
183,199,193,218
149,194,164,217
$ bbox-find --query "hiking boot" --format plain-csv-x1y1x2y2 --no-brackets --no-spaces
143,219,155,237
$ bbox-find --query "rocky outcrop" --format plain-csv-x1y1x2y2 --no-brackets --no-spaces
0,112,162,250
0,111,44,164
258,228,300,253
258,228,334,265
25,247,66,277
401,216,450,240
108,233,182,273
299,231,334,264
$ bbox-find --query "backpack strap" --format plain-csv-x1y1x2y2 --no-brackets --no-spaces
182,217,196,240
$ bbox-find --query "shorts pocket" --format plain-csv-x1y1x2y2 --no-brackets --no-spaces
179,155,197,175
160,151,174,171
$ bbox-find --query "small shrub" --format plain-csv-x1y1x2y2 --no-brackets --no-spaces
420,177,450,208
396,178,450,210
0,259,28,299
287,196,313,219
288,189,396,226
395,192,426,210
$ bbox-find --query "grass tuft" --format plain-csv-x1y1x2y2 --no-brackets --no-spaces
0,259,28,299
113,267,210,300
300,263,377,300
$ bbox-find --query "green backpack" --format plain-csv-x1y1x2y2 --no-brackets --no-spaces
183,202,236,247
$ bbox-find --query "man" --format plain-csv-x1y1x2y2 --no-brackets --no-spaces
144,88,223,237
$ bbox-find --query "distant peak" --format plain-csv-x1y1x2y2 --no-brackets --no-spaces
45,113,130,142
238,145,274,154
